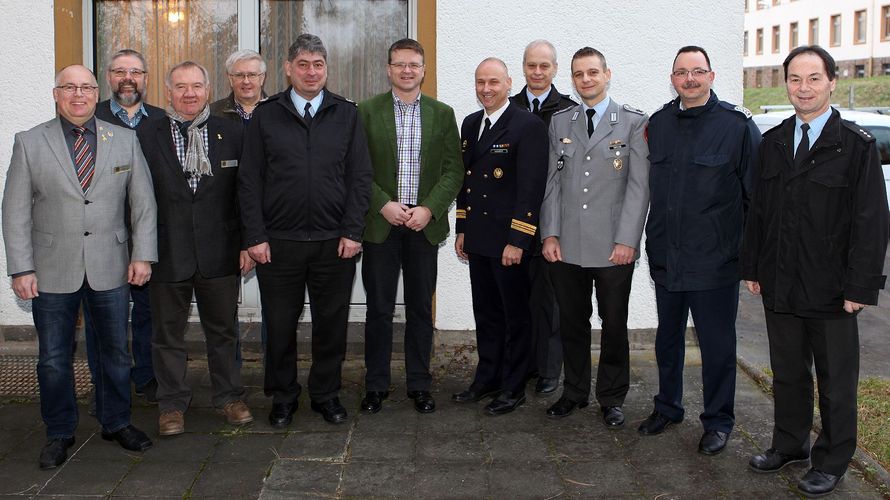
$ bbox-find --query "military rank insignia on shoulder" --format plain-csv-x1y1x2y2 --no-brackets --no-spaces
622,104,645,115
553,106,575,117
733,105,752,119
842,120,876,142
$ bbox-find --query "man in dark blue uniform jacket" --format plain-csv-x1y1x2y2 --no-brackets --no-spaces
452,57,548,415
642,46,760,456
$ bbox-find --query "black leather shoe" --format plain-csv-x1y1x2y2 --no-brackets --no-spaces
39,437,75,469
797,468,842,497
601,406,625,428
749,448,810,473
268,402,298,428
452,385,499,403
360,391,389,414
485,391,526,415
101,425,152,452
546,397,589,418
407,390,436,414
311,398,348,424
637,410,680,435
534,377,559,395
698,430,729,455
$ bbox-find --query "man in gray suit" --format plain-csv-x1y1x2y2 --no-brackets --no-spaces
540,47,649,427
2,65,157,469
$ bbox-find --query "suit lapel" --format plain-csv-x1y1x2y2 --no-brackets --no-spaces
44,120,84,195
473,104,512,159
463,112,482,166
584,100,618,154
91,120,116,193
382,97,398,175
418,95,433,183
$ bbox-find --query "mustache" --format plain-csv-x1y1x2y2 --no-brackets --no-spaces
682,82,701,89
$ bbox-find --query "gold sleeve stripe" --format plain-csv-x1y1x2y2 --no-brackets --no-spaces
511,219,537,235
456,209,467,219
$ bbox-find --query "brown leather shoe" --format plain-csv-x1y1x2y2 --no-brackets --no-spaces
159,410,185,436
221,400,254,425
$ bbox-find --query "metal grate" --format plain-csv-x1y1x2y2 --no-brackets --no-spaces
0,356,93,397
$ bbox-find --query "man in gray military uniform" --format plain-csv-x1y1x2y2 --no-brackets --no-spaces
540,47,649,427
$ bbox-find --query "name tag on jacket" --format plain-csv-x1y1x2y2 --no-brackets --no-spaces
113,165,131,174
221,160,239,168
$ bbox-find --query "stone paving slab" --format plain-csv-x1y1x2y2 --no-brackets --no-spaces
0,348,885,499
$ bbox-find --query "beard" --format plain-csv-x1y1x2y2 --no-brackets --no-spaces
113,79,143,106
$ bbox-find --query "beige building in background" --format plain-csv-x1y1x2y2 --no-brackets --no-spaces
744,0,890,87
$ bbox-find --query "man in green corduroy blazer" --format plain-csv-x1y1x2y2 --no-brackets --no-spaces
357,38,463,416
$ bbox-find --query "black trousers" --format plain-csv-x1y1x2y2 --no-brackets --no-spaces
468,253,531,395
528,255,562,379
764,307,859,476
257,238,356,405
550,261,633,406
362,226,438,392
150,273,243,413
653,283,738,433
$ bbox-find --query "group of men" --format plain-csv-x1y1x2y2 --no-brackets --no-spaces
3,34,886,498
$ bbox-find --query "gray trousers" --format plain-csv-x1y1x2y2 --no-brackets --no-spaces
150,273,244,413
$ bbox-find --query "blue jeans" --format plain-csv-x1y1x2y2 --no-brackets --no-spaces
84,283,154,388
34,282,132,438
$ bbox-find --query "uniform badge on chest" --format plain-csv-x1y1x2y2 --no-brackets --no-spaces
613,158,623,171
493,167,504,179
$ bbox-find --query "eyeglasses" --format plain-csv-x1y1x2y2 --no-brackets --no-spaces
671,68,711,79
389,62,424,71
109,68,147,77
229,72,265,81
55,84,99,95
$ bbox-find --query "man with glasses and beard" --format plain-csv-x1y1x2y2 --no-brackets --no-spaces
640,46,760,456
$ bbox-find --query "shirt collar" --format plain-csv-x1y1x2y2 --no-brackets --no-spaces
289,88,325,117
483,99,511,127
109,99,149,119
583,96,611,117
796,106,833,141
526,86,551,109
392,91,421,106
60,115,97,135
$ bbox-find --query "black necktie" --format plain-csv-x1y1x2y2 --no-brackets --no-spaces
303,102,313,126
480,117,491,140
586,109,596,137
795,123,810,167
532,98,540,115
177,121,192,148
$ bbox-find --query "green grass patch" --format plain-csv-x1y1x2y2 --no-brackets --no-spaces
858,377,890,471
744,75,890,113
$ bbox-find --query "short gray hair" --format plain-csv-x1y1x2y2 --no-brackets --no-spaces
106,49,148,72
287,34,327,62
165,61,210,88
225,49,267,74
523,40,557,65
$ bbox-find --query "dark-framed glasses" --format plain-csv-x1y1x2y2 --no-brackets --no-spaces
55,84,99,95
671,68,711,79
389,62,424,71
109,68,147,77
230,72,265,81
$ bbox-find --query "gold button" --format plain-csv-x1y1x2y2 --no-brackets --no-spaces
467,206,472,211
466,170,472,175
484,174,488,178
527,212,532,217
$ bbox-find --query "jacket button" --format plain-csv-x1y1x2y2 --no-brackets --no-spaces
482,194,487,198
466,188,471,193
584,171,590,176
583,188,588,193
84,200,91,205
466,170,471,175
586,156,591,161
84,231,90,236
483,174,488,178
582,204,588,209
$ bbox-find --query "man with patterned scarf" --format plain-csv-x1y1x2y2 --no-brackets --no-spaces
136,61,255,436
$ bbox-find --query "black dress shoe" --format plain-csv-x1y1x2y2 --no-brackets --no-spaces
749,448,810,473
101,425,152,452
407,390,436,414
311,397,348,424
268,402,298,428
452,385,499,403
698,430,729,455
39,437,75,469
637,410,680,436
485,391,526,415
546,397,589,418
601,406,625,428
534,377,559,395
360,391,389,414
797,468,842,497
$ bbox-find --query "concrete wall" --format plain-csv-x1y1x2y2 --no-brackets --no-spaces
0,0,745,329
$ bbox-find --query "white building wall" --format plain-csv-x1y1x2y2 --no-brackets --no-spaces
0,0,745,329
744,0,890,69
0,0,56,327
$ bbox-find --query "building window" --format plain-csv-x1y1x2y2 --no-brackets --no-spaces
882,5,890,41
855,64,866,78
772,25,781,53
790,22,799,49
830,14,841,46
745,0,749,13
756,28,764,54
755,69,763,88
744,31,749,56
883,63,890,75
809,18,819,45
771,68,780,87
855,10,867,44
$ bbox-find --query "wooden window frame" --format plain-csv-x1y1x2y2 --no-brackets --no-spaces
854,10,867,45
830,14,841,47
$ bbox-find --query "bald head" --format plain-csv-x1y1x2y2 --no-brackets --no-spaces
475,57,512,113
53,65,99,125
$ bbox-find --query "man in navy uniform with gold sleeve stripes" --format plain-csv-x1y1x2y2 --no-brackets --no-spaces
452,57,548,415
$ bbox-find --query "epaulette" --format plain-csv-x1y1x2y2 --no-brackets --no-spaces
553,106,576,116
649,100,675,119
841,119,876,142
622,104,645,115
719,101,752,119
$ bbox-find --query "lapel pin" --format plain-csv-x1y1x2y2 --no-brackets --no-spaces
560,138,572,144
218,133,223,140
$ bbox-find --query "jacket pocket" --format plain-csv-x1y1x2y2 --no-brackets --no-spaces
693,154,729,167
32,229,53,248
115,229,130,244
808,172,849,188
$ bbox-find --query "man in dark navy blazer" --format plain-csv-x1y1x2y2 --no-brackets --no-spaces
453,57,549,415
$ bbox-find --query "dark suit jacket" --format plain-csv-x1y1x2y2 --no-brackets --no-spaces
358,92,464,245
95,99,165,130
137,116,244,282
455,103,549,258
509,84,577,126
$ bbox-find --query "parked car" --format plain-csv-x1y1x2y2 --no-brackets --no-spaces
752,108,890,207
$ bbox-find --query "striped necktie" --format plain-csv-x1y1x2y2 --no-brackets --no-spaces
72,126,94,192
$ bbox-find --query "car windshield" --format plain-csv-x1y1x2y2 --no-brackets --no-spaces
862,126,890,165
